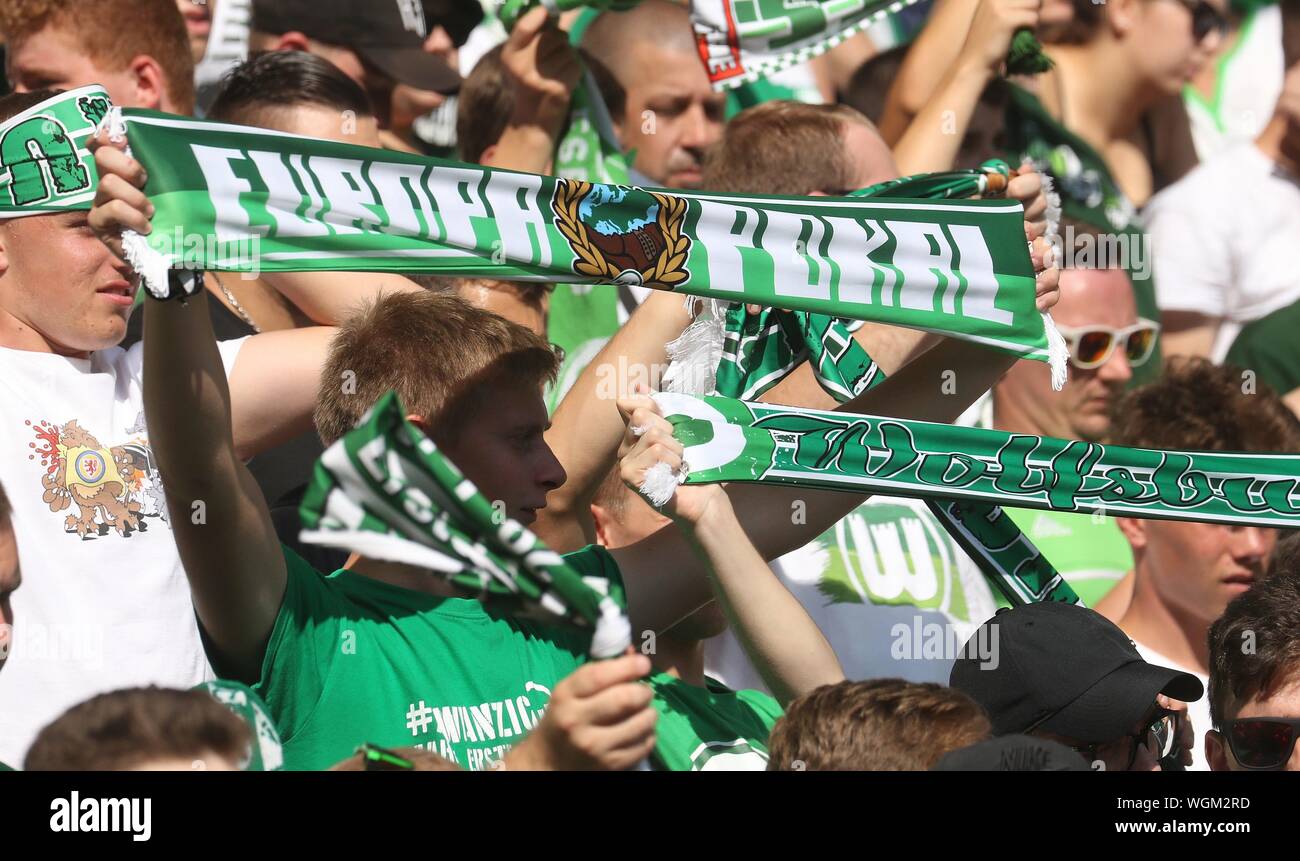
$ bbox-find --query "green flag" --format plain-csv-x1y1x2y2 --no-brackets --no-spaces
298,390,632,658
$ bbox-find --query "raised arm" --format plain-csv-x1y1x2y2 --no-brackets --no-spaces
481,6,581,174
89,135,318,682
893,0,1040,175
878,0,981,145
535,289,693,551
616,398,844,705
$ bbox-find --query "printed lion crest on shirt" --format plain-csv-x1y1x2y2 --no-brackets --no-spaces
26,412,169,539
551,179,690,290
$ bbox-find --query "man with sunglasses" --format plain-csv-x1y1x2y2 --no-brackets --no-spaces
1207,559,1300,771
991,241,1157,607
1107,358,1300,769
951,602,1203,771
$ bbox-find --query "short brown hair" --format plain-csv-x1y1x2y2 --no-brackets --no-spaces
414,274,553,312
456,44,510,164
0,0,195,114
0,89,62,124
766,679,991,770
25,687,251,770
1208,561,1300,729
702,100,876,196
314,291,559,446
328,746,461,771
1110,357,1300,452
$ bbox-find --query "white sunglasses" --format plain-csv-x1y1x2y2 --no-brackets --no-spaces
1053,318,1160,370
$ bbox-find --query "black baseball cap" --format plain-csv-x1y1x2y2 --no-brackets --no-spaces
950,602,1204,744
252,0,462,94
932,735,1092,771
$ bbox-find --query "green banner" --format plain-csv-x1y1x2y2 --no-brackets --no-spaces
299,390,631,658
655,393,1300,529
118,109,1062,373
691,0,1050,90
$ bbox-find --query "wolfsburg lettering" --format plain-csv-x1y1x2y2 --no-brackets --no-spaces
50,792,151,842
753,411,1300,525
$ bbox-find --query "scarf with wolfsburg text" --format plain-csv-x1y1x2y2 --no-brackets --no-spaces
643,392,1300,530
104,106,1068,382
297,390,632,659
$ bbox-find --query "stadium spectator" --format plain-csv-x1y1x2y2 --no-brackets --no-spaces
1206,557,1300,771
1148,56,1300,362
25,687,251,771
1109,358,1300,768
580,0,728,188
3,0,197,114
951,602,1203,771
0,89,332,767
766,679,991,770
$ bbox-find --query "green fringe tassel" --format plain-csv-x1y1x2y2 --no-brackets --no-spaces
1005,28,1054,76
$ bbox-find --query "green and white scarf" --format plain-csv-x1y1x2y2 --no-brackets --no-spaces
646,393,1300,530
0,85,111,218
113,108,1066,379
697,164,1075,607
690,0,1051,90
298,390,632,658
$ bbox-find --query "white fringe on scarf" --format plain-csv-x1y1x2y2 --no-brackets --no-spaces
661,297,727,397
99,107,174,300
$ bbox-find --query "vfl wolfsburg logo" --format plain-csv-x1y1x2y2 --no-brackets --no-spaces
0,114,91,207
551,179,690,289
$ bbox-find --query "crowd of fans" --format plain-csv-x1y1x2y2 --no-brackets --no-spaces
0,0,1298,773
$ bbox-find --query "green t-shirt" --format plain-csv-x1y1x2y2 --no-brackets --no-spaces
648,672,782,771
1003,508,1132,607
1000,82,1162,384
1226,299,1300,397
254,545,620,771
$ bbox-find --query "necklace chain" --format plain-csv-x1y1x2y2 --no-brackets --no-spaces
211,271,261,334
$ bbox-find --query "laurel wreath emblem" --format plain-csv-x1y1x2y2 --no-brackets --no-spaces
550,178,691,288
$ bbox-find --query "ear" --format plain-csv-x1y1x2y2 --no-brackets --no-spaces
1114,516,1147,551
1107,0,1140,37
1205,729,1232,771
277,32,312,52
127,55,167,111
807,190,829,197
590,502,614,548
478,143,498,166
0,223,10,277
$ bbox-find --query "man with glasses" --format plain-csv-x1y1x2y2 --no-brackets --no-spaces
991,232,1157,607
1207,556,1300,771
951,602,1203,771
1103,357,1300,769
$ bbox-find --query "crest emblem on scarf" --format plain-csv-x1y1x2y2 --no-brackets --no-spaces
551,179,690,289
0,114,91,206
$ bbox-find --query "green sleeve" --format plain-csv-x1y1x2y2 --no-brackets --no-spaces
1226,302,1300,396
252,547,347,744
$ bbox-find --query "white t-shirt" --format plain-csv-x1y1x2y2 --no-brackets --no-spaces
706,497,999,691
0,338,246,766
1133,641,1211,772
1184,4,1284,162
1144,143,1300,361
